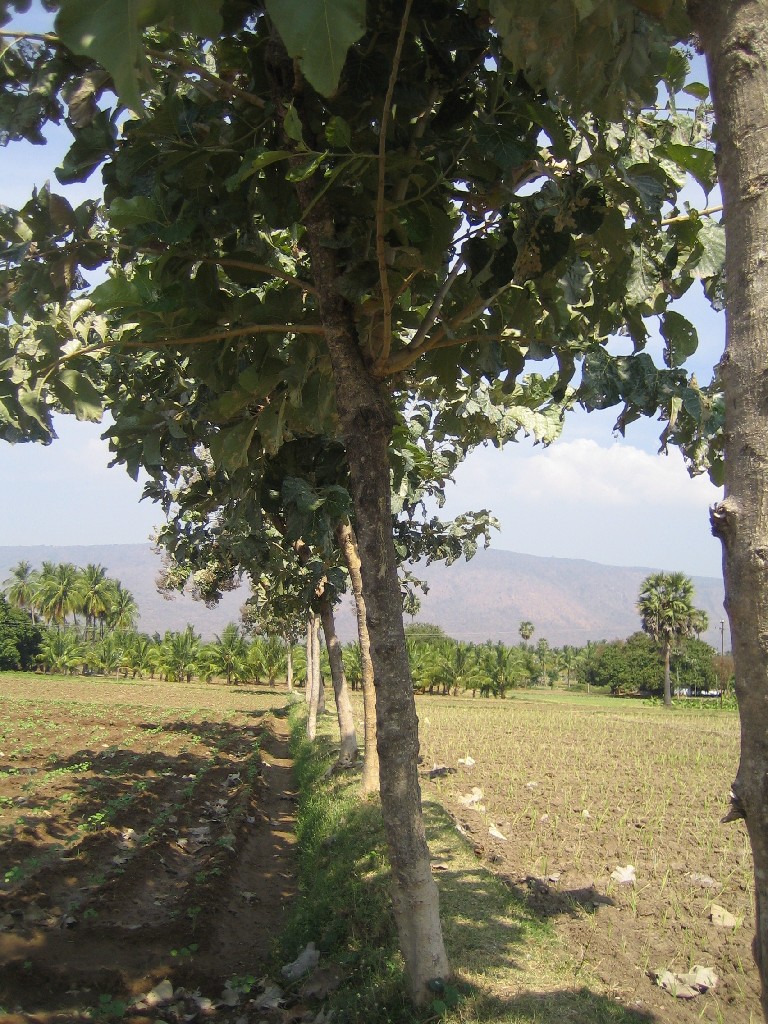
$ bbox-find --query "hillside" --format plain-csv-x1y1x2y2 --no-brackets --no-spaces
0,543,728,649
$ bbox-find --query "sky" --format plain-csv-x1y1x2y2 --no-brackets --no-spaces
0,14,726,579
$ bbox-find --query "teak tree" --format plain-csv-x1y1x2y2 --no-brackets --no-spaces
0,0,725,1003
685,1,768,1016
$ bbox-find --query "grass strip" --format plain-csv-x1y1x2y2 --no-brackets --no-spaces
281,707,653,1024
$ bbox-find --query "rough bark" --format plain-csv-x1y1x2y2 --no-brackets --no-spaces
337,521,380,795
319,593,359,765
306,613,321,740
687,1,768,1016
296,212,449,999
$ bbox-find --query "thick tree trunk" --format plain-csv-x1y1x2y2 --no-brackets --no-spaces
319,593,359,765
663,642,672,707
688,2,768,1016
341,419,448,998
294,230,448,1000
337,521,380,794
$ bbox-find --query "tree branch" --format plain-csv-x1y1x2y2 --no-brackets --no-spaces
382,329,527,375
203,257,318,296
119,243,319,296
375,0,413,368
0,30,58,44
121,323,325,347
375,259,465,376
661,204,723,225
377,281,514,377
146,48,266,109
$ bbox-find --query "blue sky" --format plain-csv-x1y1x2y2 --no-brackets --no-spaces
0,12,725,578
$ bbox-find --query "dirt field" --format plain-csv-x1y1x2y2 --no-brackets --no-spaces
0,676,761,1024
0,675,297,1022
417,693,759,1023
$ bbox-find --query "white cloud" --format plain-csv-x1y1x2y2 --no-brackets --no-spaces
438,435,723,577
521,439,719,510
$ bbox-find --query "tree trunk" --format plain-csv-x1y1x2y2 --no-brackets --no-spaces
337,521,380,795
305,617,313,705
285,636,293,692
688,1,768,1017
307,612,321,740
663,642,672,707
319,593,359,765
288,106,448,1001
306,291,448,999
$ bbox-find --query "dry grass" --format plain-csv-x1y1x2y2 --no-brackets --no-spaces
410,691,759,1023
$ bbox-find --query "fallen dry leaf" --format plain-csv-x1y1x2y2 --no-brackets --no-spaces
610,864,636,884
254,983,284,1009
653,965,718,999
282,941,320,981
710,903,738,928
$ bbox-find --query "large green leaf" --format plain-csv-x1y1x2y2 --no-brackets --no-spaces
660,309,698,368
489,0,680,119
55,0,149,113
656,143,716,193
264,0,366,97
208,419,257,473
55,0,223,113
692,220,726,281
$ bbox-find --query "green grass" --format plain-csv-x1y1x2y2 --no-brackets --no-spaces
283,707,655,1024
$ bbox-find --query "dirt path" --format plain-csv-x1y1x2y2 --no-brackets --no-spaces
0,699,298,1022
199,712,298,982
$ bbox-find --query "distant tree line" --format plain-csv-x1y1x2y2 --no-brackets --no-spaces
333,607,728,701
2,564,729,701
29,621,292,684
3,560,138,636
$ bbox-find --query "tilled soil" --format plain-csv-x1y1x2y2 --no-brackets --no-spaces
0,678,298,1022
419,696,761,1023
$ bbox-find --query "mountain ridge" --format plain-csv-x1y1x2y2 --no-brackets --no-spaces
0,543,728,650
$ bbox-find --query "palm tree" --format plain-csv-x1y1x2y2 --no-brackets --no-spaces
249,634,287,687
93,631,131,678
480,642,525,698
343,642,362,691
76,563,112,640
558,645,583,689
155,627,202,683
105,582,139,633
35,562,80,628
37,628,85,674
519,620,535,645
424,640,483,696
638,571,709,707
3,560,38,622
125,632,159,679
205,623,249,684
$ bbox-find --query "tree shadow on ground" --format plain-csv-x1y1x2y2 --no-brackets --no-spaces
421,800,655,1024
425,799,617,921
451,986,657,1023
0,712,297,1016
